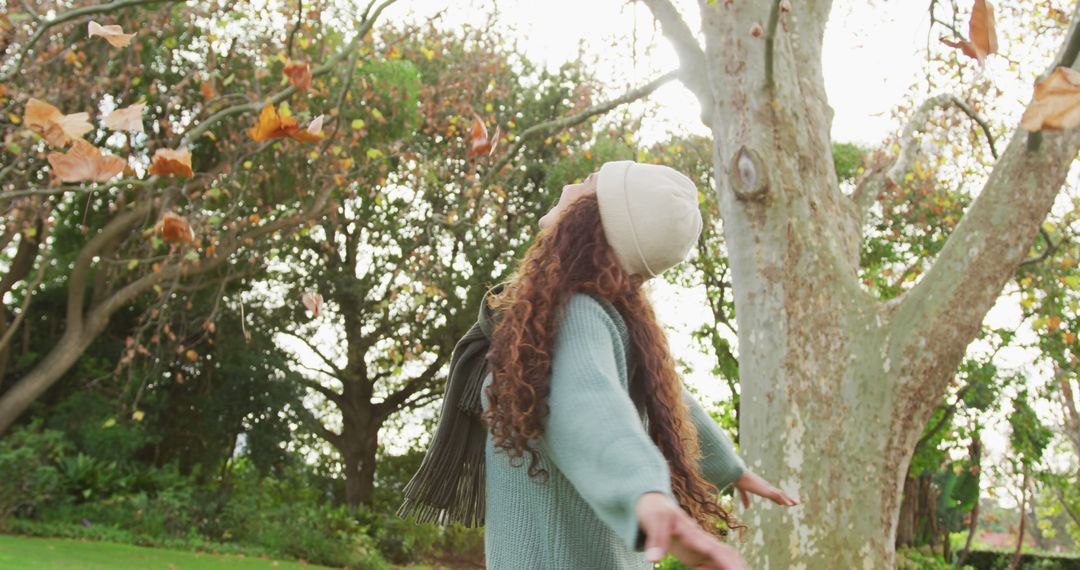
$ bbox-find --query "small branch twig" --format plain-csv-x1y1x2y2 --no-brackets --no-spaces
639,0,713,123
765,0,783,92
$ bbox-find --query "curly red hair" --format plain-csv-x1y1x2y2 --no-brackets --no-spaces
482,191,742,535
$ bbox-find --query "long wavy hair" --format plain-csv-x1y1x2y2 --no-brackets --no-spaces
482,191,741,535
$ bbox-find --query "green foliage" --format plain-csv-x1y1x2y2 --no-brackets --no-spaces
1009,391,1053,467
0,420,68,522
896,546,974,569
832,142,866,182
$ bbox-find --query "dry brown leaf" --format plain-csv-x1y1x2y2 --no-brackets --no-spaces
284,61,312,90
24,98,93,147
969,0,998,59
88,21,135,48
148,147,193,177
1020,67,1080,131
102,103,145,133
940,0,998,62
302,292,323,317
157,213,194,243
47,139,125,183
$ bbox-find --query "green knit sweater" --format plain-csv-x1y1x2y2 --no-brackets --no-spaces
481,292,745,569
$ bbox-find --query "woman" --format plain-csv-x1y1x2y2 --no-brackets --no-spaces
481,161,797,569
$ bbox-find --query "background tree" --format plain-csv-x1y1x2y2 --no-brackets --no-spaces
0,0,398,433
255,21,674,506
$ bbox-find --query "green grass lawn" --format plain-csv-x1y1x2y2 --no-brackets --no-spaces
0,534,341,570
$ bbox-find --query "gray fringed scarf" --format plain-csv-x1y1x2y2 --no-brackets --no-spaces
396,282,506,527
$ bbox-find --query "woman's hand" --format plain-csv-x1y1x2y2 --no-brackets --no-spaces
733,470,799,509
636,492,747,570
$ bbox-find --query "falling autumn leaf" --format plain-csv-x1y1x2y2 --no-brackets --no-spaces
1020,67,1080,131
88,21,135,48
939,0,998,62
284,61,312,90
157,213,194,243
247,104,324,142
102,103,145,133
302,291,323,318
23,98,93,147
47,139,126,183
148,147,193,177
200,80,217,101
468,116,499,158
291,114,325,142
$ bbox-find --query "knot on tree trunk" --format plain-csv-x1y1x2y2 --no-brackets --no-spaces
730,146,769,202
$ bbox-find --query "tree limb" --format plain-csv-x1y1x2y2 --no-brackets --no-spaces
640,0,712,119
281,330,345,377
892,15,1080,420
482,70,677,184
373,355,446,420
297,375,344,406
1,0,187,82
66,199,153,331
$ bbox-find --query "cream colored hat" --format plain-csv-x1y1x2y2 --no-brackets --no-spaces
595,161,703,279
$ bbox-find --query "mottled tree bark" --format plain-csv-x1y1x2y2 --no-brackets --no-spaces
641,0,1080,566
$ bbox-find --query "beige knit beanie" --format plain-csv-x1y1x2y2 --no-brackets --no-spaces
595,160,703,279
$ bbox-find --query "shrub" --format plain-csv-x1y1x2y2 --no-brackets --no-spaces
0,421,68,523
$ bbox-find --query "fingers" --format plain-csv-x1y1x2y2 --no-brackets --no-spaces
643,510,673,563
771,489,799,506
671,516,747,570
738,487,750,510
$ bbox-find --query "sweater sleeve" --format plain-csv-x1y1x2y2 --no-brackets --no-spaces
683,387,746,490
540,295,674,551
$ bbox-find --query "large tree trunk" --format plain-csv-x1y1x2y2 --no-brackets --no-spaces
342,423,379,508
641,0,1080,566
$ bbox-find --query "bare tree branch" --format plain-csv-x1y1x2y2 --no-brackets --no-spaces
640,0,712,119
298,375,344,406
281,330,345,376
482,71,677,184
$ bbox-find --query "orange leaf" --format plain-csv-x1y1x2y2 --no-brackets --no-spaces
302,291,323,318
87,21,135,48
200,80,217,101
468,116,498,158
102,103,145,133
284,61,312,90
23,98,92,147
149,147,193,177
247,103,299,142
290,114,325,142
47,139,125,183
1020,67,1080,132
157,213,194,243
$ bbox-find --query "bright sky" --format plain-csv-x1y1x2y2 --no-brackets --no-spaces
320,0,1068,484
